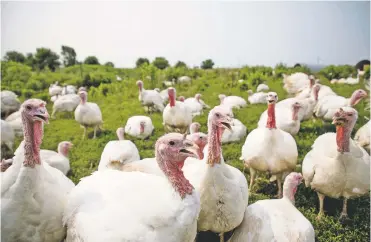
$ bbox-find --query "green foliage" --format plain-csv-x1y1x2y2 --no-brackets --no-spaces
201,59,215,69
174,61,187,68
1,63,370,242
84,56,100,65
364,65,370,80
320,65,357,80
152,57,169,70
25,53,37,70
136,57,150,68
61,45,77,67
104,61,114,67
3,51,26,63
35,48,61,72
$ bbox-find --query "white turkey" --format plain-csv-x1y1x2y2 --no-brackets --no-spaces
294,77,315,99
219,94,247,109
178,75,192,84
63,133,200,242
256,83,269,92
61,85,77,95
98,127,140,171
314,89,367,121
124,115,154,139
241,92,298,197
136,80,165,113
229,172,315,242
247,90,268,104
52,94,80,118
74,90,103,139
302,107,370,220
162,87,193,134
1,119,15,151
1,90,21,117
317,83,337,100
5,111,23,137
40,141,73,176
187,122,208,159
49,82,63,96
354,120,370,153
1,99,75,242
157,87,170,103
258,101,303,136
182,106,248,242
283,73,313,95
184,93,205,117
221,118,247,143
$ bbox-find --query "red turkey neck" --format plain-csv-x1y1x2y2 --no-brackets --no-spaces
22,115,43,168
266,103,276,129
207,120,222,166
169,93,176,107
336,125,351,153
156,154,193,199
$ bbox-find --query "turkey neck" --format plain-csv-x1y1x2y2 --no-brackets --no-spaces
336,125,351,153
156,153,193,199
283,181,298,205
22,115,43,168
169,92,176,107
266,103,276,129
80,94,87,104
292,108,300,121
207,120,223,166
58,145,69,157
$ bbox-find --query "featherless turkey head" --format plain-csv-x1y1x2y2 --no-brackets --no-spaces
116,127,125,140
139,121,146,134
350,89,368,106
21,99,49,124
332,107,358,127
78,86,87,92
187,133,208,160
312,84,321,101
283,172,303,203
136,80,143,91
266,92,278,104
156,133,199,163
190,122,201,134
291,102,302,121
78,91,88,104
59,141,73,156
209,106,233,131
178,96,185,102
195,93,202,102
309,75,315,88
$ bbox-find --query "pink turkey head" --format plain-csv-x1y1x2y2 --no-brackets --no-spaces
309,75,315,88
168,87,176,107
283,172,303,202
178,96,185,102
208,106,233,131
195,93,202,102
349,89,368,106
139,121,145,134
79,91,88,104
116,127,125,140
187,133,208,159
266,92,278,105
312,84,321,101
136,80,143,91
78,86,87,92
291,102,302,121
332,107,358,153
189,122,201,134
21,99,49,124
58,141,73,157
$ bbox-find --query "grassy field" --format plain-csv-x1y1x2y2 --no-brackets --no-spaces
2,64,370,241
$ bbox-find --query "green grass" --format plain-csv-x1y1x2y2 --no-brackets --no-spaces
3,68,370,242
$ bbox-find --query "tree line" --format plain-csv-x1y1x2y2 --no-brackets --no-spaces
3,46,215,71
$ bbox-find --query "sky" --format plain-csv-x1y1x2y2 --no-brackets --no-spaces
1,1,370,68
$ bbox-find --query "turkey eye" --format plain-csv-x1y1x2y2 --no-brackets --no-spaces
347,114,353,116
26,105,32,110
169,141,175,146
215,113,220,118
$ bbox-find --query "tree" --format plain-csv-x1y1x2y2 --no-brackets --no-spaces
34,48,61,71
136,57,149,68
104,61,114,67
25,53,37,69
3,51,25,63
84,56,100,65
201,59,214,69
152,57,169,70
174,61,187,68
61,45,77,67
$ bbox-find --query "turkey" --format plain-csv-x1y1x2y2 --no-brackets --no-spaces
1,90,21,117
276,84,321,121
302,107,370,220
256,83,269,92
283,73,313,95
317,83,337,100
314,89,368,121
52,94,80,118
354,120,370,153
74,90,103,139
61,85,77,95
179,96,185,102
229,173,315,242
1,158,13,172
98,127,140,171
178,75,192,84
221,118,247,143
49,82,63,96
162,87,193,134
182,106,248,242
258,101,303,136
1,99,75,242
63,133,200,242
136,80,165,113
247,90,268,104
124,115,154,139
5,111,23,137
1,120,15,151
187,122,208,159
219,94,247,109
241,92,298,197
40,141,73,175
156,87,170,103
294,77,315,99
184,94,205,117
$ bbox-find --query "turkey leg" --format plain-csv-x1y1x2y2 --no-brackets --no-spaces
316,192,325,220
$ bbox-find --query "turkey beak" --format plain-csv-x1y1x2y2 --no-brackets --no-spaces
33,107,49,124
180,140,199,159
332,116,346,126
221,116,232,131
